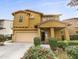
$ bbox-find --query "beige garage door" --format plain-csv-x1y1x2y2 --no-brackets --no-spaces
15,32,37,43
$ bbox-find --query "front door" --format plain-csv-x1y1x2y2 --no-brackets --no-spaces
41,32,45,42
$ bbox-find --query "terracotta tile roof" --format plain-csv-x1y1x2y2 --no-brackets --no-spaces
25,9,43,15
43,14,61,17
0,19,12,21
12,9,62,17
63,17,78,21
37,20,67,26
12,10,27,15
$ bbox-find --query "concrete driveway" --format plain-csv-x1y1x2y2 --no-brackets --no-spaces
0,43,32,59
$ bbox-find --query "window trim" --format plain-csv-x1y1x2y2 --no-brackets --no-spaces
19,16,23,22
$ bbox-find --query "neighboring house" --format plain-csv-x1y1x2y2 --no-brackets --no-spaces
12,10,70,43
63,18,78,40
0,19,13,36
63,18,78,35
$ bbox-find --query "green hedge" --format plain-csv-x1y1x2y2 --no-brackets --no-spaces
58,40,78,46
68,41,78,46
48,38,58,51
57,41,68,49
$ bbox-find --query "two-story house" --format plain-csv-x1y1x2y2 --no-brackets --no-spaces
0,19,13,36
12,10,70,43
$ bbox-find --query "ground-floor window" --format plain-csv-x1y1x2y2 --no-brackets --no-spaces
70,35,78,40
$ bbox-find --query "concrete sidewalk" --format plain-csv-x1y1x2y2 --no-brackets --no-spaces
0,43,32,59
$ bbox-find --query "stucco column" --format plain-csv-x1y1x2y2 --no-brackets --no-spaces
64,28,70,40
55,30,62,40
50,28,55,38
37,28,41,37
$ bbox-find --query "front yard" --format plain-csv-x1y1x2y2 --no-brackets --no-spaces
22,37,78,59
0,37,78,59
23,45,77,59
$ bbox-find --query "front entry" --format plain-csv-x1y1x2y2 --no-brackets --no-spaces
41,32,45,42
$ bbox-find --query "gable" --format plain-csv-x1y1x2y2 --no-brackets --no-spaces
13,11,29,28
25,10,42,28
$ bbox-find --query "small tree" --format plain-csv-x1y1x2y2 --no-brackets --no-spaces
0,35,5,42
34,37,41,46
67,0,78,7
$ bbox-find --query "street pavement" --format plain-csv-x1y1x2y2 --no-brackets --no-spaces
0,43,32,59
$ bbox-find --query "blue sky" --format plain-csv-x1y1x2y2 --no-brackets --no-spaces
0,0,77,20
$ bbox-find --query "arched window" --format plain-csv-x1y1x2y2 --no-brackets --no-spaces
19,16,23,22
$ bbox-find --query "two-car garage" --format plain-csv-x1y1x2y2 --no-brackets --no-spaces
13,31,37,43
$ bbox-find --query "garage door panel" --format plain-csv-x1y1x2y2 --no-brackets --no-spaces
15,32,37,43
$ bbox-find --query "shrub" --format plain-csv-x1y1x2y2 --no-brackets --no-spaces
7,36,12,40
0,35,5,42
23,46,57,59
34,37,41,46
68,41,78,46
58,40,78,46
48,38,57,51
66,46,78,59
57,41,68,50
0,35,6,46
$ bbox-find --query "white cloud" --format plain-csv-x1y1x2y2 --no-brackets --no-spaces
38,1,65,7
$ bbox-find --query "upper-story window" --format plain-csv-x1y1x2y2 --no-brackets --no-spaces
19,16,23,22
29,14,35,20
27,13,35,20
42,17,54,21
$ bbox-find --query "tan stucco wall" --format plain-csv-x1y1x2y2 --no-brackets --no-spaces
13,13,29,28
55,30,62,40
26,11,42,28
13,10,42,30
